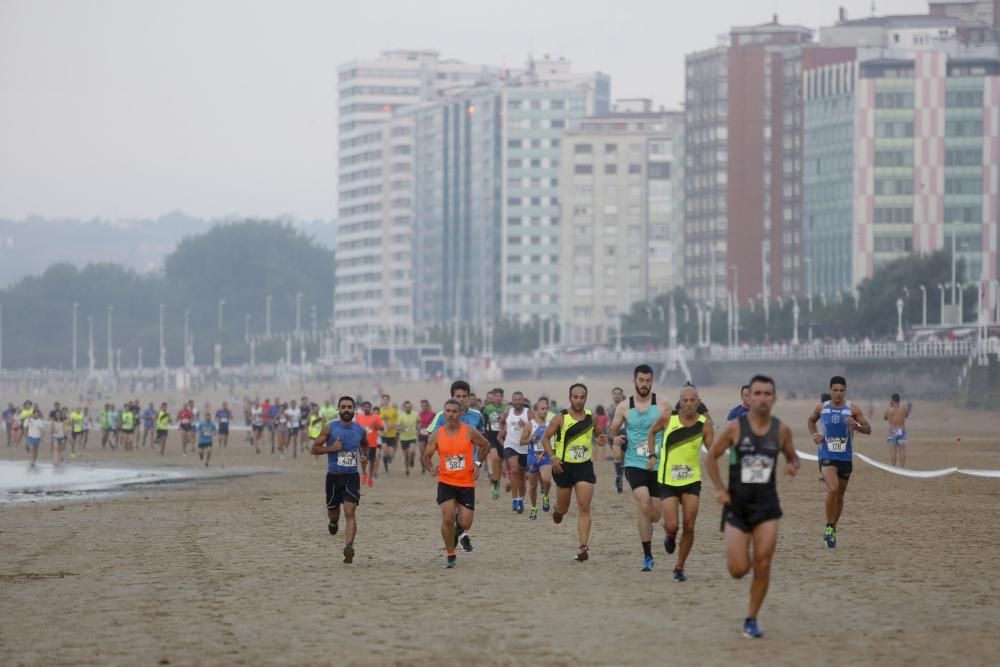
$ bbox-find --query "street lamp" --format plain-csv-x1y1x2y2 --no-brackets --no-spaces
159,303,166,369
72,302,79,372
184,308,191,368
245,314,252,343
218,299,225,330
937,283,946,325
311,305,318,338
87,315,94,372
106,305,114,372
918,285,927,327
296,292,303,337
896,298,904,342
265,296,273,338
791,296,800,346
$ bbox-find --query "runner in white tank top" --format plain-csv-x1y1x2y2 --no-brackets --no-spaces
498,391,532,513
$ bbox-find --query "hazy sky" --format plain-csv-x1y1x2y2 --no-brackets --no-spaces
0,0,926,221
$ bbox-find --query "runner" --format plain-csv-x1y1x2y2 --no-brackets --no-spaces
81,407,92,449
298,396,311,455
216,402,232,449
807,375,872,549
609,387,626,493
69,406,84,457
108,403,121,450
197,412,217,467
307,403,324,465
177,402,194,456
286,400,301,459
275,402,290,459
120,403,136,452
525,397,553,520
648,385,713,582
883,393,911,468
422,399,490,568
319,399,337,422
52,408,68,464
2,403,14,448
141,402,156,448
397,400,419,476
540,383,608,562
727,385,751,422
607,364,663,572
379,395,399,474
155,403,171,456
417,399,435,474
497,391,532,514
99,404,111,449
250,400,264,454
268,398,281,454
481,389,506,498
705,374,800,639
25,406,44,467
354,401,385,487
312,396,367,564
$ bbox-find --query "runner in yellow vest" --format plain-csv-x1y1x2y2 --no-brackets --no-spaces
69,407,84,458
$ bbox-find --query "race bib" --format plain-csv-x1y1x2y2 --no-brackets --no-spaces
826,437,848,453
445,455,465,471
568,445,588,462
489,414,501,430
671,464,693,481
220,417,228,424
741,455,774,484
337,451,357,467
181,418,190,425
635,440,650,458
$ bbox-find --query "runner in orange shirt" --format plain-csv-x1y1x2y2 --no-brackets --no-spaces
354,401,385,487
423,399,490,568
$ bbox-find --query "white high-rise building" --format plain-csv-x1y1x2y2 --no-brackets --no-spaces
335,50,497,354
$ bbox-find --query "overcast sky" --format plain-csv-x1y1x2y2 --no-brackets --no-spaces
0,0,926,221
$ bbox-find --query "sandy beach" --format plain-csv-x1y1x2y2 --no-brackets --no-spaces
2,379,999,666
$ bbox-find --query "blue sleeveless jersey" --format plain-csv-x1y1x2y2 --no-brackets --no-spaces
624,394,662,470
818,400,853,461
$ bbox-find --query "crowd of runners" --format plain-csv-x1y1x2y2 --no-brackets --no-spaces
3,369,911,639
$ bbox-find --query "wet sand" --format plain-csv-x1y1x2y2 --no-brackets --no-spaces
1,381,999,666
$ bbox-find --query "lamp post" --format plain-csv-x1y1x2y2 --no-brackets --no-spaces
694,303,703,347
218,299,225,330
295,292,303,338
72,302,79,372
311,305,318,338
88,315,94,372
184,309,190,369
896,298,904,342
265,295,273,338
791,296,800,346
918,285,927,327
937,283,946,325
245,314,251,342
159,303,166,369
106,305,114,372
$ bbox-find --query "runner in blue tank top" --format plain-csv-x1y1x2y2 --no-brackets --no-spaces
807,375,871,549
525,398,553,520
607,365,663,572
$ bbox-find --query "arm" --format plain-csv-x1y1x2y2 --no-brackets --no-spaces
706,421,738,505
519,417,532,446
608,401,628,448
848,404,872,435
645,412,670,471
309,423,332,455
779,422,800,476
422,430,440,471
470,429,490,479
497,410,509,445
540,413,564,472
806,405,823,445
375,417,386,434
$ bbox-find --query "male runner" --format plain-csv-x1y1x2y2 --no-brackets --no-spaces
525,397,553,520
99,404,111,449
120,405,136,452
216,402,232,449
481,389,506,498
608,364,663,572
319,399,337,422
884,393,911,468
609,386,626,493
541,383,608,562
250,400,264,453
312,396,366,563
379,395,399,474
69,406,84,457
423,399,490,568
648,385,713,582
397,400,419,476
197,412,217,466
307,403,324,464
354,401,385,486
286,399,301,459
726,385,751,422
498,391,531,513
177,402,194,455
417,399,435,474
808,375,871,549
141,402,156,448
705,374,800,638
155,403,170,456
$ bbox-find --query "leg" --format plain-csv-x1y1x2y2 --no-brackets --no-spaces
540,465,552,497
899,444,907,468
748,520,779,619
456,504,474,534
527,471,538,507
574,482,594,547
662,496,680,541
487,445,501,485
821,465,841,524
833,477,849,524
508,455,524,500
439,500,458,552
205,446,212,466
724,523,753,578
676,492,701,570
632,486,654,543
343,502,358,545
554,484,573,515
890,443,898,467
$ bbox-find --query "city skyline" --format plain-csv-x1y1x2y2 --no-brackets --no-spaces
0,0,927,221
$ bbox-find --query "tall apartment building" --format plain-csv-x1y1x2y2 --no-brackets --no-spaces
408,84,504,332
334,50,497,353
802,13,1000,296
684,19,812,306
500,57,610,321
558,102,681,344
930,0,1000,27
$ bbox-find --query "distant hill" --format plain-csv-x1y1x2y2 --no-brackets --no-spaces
0,212,335,288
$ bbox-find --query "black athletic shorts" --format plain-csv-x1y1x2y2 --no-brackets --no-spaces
820,459,853,481
552,460,596,488
660,481,702,500
503,447,528,468
436,482,475,510
624,466,659,494
400,439,415,450
725,497,783,533
252,424,264,433
486,432,502,455
218,423,229,436
383,435,398,449
156,429,168,439
326,473,361,509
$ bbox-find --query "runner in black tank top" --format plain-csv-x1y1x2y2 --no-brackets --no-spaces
705,374,799,640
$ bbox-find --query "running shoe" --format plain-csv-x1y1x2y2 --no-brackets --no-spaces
491,481,500,500
575,545,589,562
361,473,368,485
615,476,623,494
445,555,457,568
641,556,655,572
515,499,524,514
742,618,763,639
542,495,550,512
328,520,339,535
672,566,687,582
824,525,837,548
459,533,473,552
512,498,518,512
552,510,564,525
343,544,354,564
367,476,374,488
529,506,538,520
664,533,677,555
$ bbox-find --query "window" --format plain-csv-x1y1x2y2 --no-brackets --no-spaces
604,164,618,175
873,235,913,252
605,143,618,154
628,164,642,174
946,90,984,108
648,163,671,179
943,205,982,223
874,92,915,108
575,144,593,154
945,119,983,137
944,177,982,195
873,207,914,224
551,100,565,110
508,139,523,149
874,150,914,167
945,147,983,166
574,164,593,175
